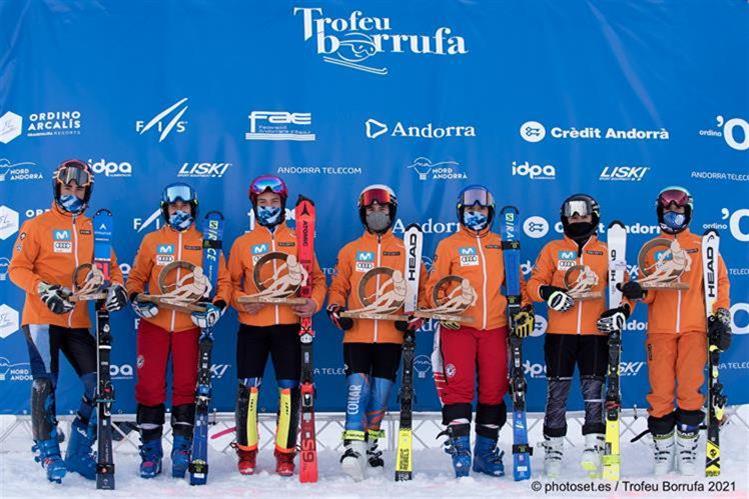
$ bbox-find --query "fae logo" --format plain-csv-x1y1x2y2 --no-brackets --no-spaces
293,7,468,76
406,157,465,181
519,121,546,143
721,208,749,242
0,304,19,339
523,216,549,239
135,98,189,142
88,159,133,178
511,160,555,180
0,206,19,240
599,166,650,182
178,162,231,178
366,118,476,140
246,111,315,141
0,112,23,144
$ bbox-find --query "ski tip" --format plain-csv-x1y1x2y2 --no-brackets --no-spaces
205,210,225,220
499,205,519,215
702,228,720,237
404,223,423,232
607,220,625,229
296,194,315,206
93,208,113,217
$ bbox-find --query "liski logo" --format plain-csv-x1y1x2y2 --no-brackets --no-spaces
698,115,749,151
599,166,649,182
366,118,476,140
88,158,133,178
133,209,162,233
406,157,464,181
0,206,19,241
293,8,468,76
0,304,20,339
135,98,189,142
519,121,546,143
0,112,23,144
0,159,42,182
0,257,9,281
178,162,231,178
245,111,315,141
511,160,555,180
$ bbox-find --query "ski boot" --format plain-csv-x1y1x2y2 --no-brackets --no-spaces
440,425,471,478
64,418,97,480
340,431,367,482
676,426,699,476
542,435,564,478
366,429,385,471
33,433,66,484
581,433,604,478
232,443,257,475
275,449,295,477
170,435,191,478
652,431,675,476
139,438,163,479
472,435,505,477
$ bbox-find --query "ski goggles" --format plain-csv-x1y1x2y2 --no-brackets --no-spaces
658,188,692,209
459,187,494,208
249,175,287,196
359,187,395,207
55,161,92,187
163,183,197,204
563,199,593,217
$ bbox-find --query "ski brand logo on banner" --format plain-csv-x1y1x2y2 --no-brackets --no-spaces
178,162,232,178
135,98,189,142
0,304,19,339
245,111,315,141
0,112,23,144
406,157,465,181
0,159,42,182
293,7,468,76
365,118,476,139
599,166,650,182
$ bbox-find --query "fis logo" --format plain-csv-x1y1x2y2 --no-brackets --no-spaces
458,246,478,267
135,98,189,142
133,209,162,233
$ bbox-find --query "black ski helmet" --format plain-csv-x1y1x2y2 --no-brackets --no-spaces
52,159,95,213
656,186,693,234
358,184,397,232
560,193,600,239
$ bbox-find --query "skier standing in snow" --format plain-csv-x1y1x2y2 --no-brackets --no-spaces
227,175,326,477
326,184,425,481
527,194,633,478
8,160,128,483
621,187,730,475
427,185,534,478
126,182,232,479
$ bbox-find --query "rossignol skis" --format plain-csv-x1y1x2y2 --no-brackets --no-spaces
188,211,224,486
602,221,627,481
702,229,724,477
499,206,532,481
395,224,423,482
93,209,115,490
296,196,318,483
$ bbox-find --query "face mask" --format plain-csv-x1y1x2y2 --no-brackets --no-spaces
59,194,84,213
257,205,282,226
566,221,594,239
365,211,390,232
168,210,193,230
463,210,488,231
663,211,687,231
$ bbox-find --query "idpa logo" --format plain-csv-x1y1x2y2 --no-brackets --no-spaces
511,161,556,180
110,363,134,380
523,360,547,379
88,159,133,178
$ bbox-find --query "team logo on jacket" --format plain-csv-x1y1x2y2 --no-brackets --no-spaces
445,363,457,378
458,246,478,266
251,243,269,263
52,229,72,253
557,249,576,270
155,244,175,265
355,251,375,272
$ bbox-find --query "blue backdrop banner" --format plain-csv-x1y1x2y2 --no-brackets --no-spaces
0,0,747,417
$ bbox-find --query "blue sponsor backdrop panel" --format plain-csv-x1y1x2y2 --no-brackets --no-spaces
0,1,747,416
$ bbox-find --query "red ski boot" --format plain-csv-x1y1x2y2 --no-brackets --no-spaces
275,449,295,477
233,443,257,475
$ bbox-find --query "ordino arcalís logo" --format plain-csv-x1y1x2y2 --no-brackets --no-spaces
519,120,669,142
0,158,42,182
293,8,468,76
366,118,476,139
698,115,749,151
245,111,315,141
135,98,189,142
407,157,466,180
26,110,82,138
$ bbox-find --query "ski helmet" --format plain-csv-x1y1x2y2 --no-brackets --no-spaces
456,185,495,230
358,184,398,233
249,174,289,226
52,159,94,213
160,182,198,223
560,194,600,240
656,186,692,234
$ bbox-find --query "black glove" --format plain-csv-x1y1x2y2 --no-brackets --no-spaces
38,282,74,314
708,308,732,352
539,285,574,312
105,284,128,312
597,304,631,333
618,281,646,300
511,304,535,338
327,304,353,331
395,315,423,333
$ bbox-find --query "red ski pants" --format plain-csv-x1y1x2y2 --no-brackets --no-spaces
434,325,509,405
135,320,199,407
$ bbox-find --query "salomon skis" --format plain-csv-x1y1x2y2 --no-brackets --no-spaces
395,224,423,481
93,209,115,490
296,196,318,483
602,221,627,481
499,206,532,481
189,211,224,486
703,229,724,477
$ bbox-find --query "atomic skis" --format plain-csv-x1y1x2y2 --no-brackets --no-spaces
296,196,318,483
499,206,532,481
395,224,423,481
93,209,115,490
188,211,225,486
703,229,724,477
602,221,627,481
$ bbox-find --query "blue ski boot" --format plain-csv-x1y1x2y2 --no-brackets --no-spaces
441,426,471,478
171,435,192,478
33,432,67,483
472,435,505,477
64,417,97,480
139,438,163,479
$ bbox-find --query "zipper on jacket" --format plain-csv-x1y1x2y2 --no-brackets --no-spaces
271,229,279,325
676,289,682,333
374,235,382,343
476,235,487,330
576,239,589,335
170,230,182,332
68,215,79,328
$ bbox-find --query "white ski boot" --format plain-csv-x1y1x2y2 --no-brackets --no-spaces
581,433,605,478
542,435,564,478
653,431,675,476
340,439,367,482
676,429,699,476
